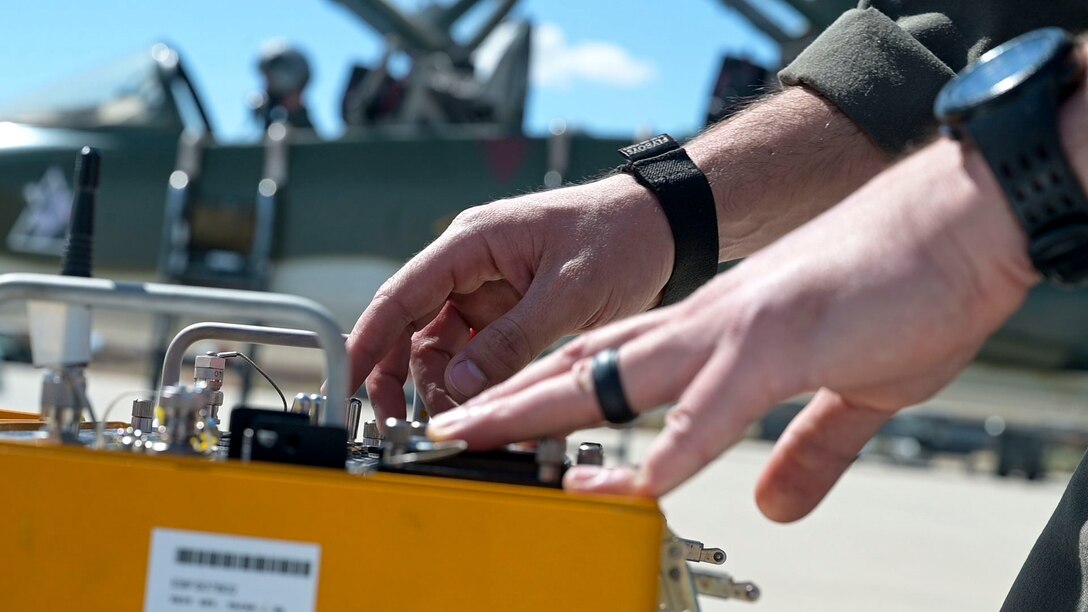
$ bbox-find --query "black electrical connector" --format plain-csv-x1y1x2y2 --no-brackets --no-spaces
227,407,348,469
377,449,568,489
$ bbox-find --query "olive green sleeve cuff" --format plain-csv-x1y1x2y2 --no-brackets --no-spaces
778,8,955,155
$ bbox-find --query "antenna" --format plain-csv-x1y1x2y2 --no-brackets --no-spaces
60,146,100,278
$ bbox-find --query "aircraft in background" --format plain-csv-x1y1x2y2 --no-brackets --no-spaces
0,0,1085,374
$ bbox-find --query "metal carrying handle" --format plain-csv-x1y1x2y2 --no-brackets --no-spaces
160,322,351,424
0,273,350,427
161,322,349,389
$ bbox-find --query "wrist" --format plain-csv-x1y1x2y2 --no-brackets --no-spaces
685,86,890,261
953,43,1088,290
594,172,675,303
935,31,1088,287
948,141,1040,295
614,136,719,306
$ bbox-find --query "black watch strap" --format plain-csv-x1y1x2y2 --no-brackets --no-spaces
619,134,719,306
964,91,1088,285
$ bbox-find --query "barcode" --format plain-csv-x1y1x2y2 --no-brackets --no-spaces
176,548,312,577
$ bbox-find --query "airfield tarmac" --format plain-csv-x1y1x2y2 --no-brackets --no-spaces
0,360,1070,612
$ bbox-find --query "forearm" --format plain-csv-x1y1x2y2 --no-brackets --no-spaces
685,86,891,261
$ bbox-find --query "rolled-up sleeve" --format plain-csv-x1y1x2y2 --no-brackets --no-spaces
780,2,1088,154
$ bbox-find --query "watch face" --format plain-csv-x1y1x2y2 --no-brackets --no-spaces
936,28,1070,117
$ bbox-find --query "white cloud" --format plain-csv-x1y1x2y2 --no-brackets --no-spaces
474,22,657,90
531,23,657,89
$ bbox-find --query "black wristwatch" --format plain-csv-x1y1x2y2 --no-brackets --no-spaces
618,134,719,305
935,27,1088,286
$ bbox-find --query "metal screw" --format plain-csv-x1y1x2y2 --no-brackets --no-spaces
361,420,383,447
130,398,154,432
741,584,761,602
576,442,604,465
291,393,313,417
536,438,566,483
345,397,362,441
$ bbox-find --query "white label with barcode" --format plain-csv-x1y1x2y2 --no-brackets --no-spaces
144,528,321,612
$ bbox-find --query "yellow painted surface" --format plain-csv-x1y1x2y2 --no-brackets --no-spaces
0,440,663,611
0,408,123,430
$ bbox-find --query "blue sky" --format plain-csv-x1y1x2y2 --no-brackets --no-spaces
0,1,786,142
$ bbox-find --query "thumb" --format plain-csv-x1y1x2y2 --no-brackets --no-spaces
445,281,576,401
755,389,892,523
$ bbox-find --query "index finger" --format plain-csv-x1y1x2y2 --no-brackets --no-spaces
465,307,673,407
427,322,712,448
345,229,503,393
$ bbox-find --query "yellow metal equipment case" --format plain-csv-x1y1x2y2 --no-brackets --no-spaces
0,436,663,610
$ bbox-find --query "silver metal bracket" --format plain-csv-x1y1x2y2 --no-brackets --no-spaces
659,528,700,612
659,528,760,610
690,569,761,603
680,538,726,565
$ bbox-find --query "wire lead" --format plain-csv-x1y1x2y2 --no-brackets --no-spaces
216,351,289,412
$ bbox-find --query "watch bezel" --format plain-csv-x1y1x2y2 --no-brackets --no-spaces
935,27,1088,287
935,28,1077,124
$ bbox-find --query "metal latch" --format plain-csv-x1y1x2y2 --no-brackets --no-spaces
659,529,760,611
679,538,726,565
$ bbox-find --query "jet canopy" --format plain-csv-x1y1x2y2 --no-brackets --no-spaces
0,44,211,135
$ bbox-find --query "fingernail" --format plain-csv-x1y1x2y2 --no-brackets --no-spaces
564,466,632,492
427,407,467,440
564,466,604,485
448,359,488,398
561,463,604,483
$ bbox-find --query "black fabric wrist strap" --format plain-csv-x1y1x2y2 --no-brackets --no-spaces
619,135,719,306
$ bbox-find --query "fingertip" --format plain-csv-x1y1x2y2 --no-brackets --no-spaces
366,381,407,427
563,466,646,496
752,390,890,524
753,469,809,524
754,443,833,523
563,465,602,487
426,407,467,441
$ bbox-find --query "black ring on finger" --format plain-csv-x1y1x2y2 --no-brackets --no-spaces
592,348,637,425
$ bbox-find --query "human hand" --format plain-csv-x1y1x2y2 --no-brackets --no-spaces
345,173,676,422
426,138,1039,520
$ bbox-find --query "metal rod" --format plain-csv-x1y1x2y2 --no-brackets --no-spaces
462,0,516,53
332,0,449,53
161,322,345,388
0,273,350,427
161,322,349,413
